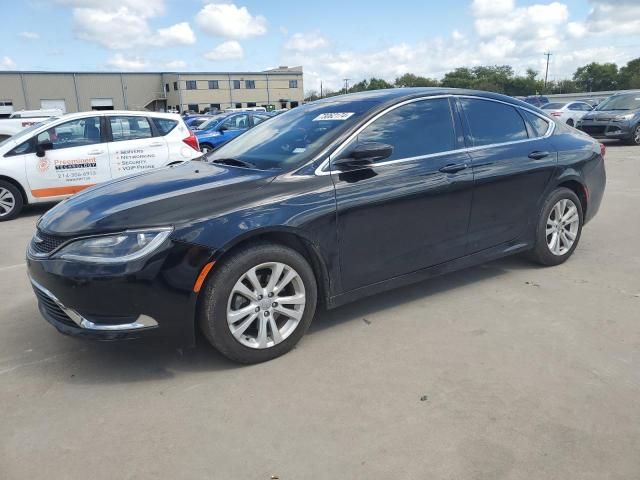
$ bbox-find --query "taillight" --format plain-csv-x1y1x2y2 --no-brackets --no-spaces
182,130,199,152
550,112,562,117
600,143,606,158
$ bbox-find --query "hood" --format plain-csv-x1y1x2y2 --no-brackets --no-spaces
38,161,277,235
583,109,640,121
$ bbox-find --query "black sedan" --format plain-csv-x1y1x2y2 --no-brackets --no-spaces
27,88,606,363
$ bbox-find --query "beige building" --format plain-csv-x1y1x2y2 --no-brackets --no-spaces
0,66,303,116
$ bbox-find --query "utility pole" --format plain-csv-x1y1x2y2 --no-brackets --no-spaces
543,52,552,90
343,78,350,94
320,81,323,98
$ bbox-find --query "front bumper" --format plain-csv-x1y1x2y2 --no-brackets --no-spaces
577,120,633,140
27,241,214,344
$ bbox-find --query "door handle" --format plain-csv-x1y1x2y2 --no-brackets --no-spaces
528,150,550,160
87,149,104,155
149,142,164,147
439,163,468,174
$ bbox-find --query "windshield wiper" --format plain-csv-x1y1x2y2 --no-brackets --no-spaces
210,158,256,169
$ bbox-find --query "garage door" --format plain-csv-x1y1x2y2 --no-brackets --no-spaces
91,98,114,111
40,99,66,113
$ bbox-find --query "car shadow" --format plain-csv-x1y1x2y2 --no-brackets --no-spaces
62,255,536,385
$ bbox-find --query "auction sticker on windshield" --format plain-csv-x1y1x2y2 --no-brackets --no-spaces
312,113,355,121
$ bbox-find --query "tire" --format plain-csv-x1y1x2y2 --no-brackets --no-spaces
200,143,214,154
626,124,640,146
198,242,318,364
0,180,24,222
566,119,574,127
527,187,583,266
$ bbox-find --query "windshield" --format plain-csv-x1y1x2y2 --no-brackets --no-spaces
205,100,374,170
0,117,58,148
596,94,640,111
195,114,228,130
542,102,566,110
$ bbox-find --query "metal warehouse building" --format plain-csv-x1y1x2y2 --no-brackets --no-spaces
0,66,304,116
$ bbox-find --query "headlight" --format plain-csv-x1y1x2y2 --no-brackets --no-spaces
53,228,172,263
613,113,634,121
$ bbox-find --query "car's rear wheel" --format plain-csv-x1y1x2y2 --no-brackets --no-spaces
527,187,583,266
566,118,574,127
198,243,318,363
0,180,24,222
200,143,214,154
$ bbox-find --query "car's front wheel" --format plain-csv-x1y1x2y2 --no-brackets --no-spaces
528,187,583,266
628,124,640,146
198,243,318,363
0,180,24,222
566,118,574,127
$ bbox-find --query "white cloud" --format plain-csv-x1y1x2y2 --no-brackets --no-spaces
165,60,187,69
196,3,267,39
0,56,16,70
106,53,149,70
285,0,640,92
70,3,194,50
19,31,40,40
204,40,244,61
285,32,328,52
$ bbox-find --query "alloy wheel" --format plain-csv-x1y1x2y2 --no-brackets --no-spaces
226,262,306,349
0,187,16,217
634,126,640,145
546,198,580,256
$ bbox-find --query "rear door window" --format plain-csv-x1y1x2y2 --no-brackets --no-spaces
109,116,152,142
459,98,528,146
354,98,456,161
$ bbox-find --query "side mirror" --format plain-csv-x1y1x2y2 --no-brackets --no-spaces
333,142,393,169
36,141,53,158
218,125,228,133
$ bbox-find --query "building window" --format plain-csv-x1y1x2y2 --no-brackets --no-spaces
247,102,257,107
165,83,170,93
233,80,241,89
210,103,221,111
186,80,197,90
187,104,198,112
289,80,298,88
245,80,256,89
173,81,178,91
235,103,242,109
290,101,299,108
208,80,219,89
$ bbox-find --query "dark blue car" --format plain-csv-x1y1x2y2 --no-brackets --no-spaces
195,111,272,153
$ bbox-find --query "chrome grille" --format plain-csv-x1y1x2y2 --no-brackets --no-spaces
30,230,68,255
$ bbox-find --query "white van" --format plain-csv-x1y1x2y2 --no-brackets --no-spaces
0,110,201,220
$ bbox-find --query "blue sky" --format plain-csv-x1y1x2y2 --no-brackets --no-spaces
2,0,639,91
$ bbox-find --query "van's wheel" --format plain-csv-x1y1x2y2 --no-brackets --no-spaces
198,243,318,363
200,143,214,154
0,180,23,221
527,187,583,266
566,119,574,127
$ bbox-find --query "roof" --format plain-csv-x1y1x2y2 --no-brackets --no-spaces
314,87,540,111
0,69,303,76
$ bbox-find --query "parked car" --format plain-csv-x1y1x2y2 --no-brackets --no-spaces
0,109,61,141
523,95,550,107
183,114,210,129
576,92,640,145
0,110,201,220
26,88,606,363
194,111,272,153
541,101,593,126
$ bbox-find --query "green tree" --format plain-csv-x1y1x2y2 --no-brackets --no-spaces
573,62,619,91
619,57,640,89
394,73,439,87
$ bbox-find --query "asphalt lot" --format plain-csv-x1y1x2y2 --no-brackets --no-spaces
1,143,639,479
